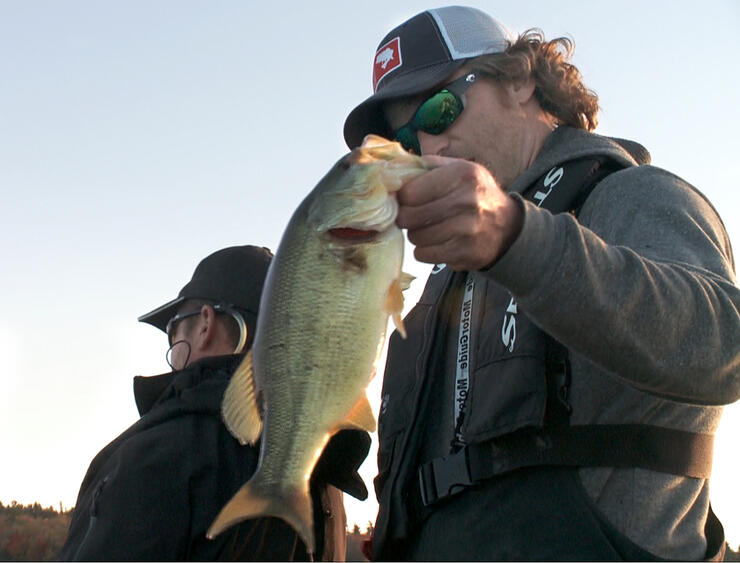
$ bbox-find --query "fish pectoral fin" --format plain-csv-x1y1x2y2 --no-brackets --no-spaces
338,394,377,433
221,350,263,445
399,271,415,291
384,273,414,339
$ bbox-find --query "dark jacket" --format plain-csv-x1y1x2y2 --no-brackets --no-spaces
371,128,738,560
58,354,370,561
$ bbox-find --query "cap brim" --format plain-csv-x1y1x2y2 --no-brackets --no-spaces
137,296,186,333
343,60,466,149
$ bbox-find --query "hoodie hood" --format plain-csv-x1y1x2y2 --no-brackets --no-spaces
509,127,651,196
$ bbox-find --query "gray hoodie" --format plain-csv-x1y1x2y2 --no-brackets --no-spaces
488,126,740,559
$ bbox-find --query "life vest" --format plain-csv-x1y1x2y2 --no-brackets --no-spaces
370,156,723,561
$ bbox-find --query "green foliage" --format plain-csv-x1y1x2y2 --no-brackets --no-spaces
0,501,72,561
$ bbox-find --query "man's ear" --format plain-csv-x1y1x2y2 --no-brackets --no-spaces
511,76,536,105
193,304,216,351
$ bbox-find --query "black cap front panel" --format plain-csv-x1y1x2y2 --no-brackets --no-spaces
373,12,451,94
344,6,515,149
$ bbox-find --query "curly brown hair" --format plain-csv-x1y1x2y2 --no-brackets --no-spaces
469,29,599,131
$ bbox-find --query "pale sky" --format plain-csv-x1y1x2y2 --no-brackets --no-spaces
1,0,739,550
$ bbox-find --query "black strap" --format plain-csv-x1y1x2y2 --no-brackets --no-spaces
418,424,714,507
523,156,622,214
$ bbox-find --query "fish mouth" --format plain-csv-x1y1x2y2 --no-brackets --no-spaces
313,189,399,239
326,227,380,243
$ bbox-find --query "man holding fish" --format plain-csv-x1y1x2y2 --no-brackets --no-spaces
59,246,370,561
339,6,740,561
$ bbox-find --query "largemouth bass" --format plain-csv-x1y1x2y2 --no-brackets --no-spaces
206,135,430,554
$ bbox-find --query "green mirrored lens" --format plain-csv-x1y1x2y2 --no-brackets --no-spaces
393,74,475,154
396,126,420,154
413,90,463,134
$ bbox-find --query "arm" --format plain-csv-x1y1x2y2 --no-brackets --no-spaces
397,156,740,404
488,166,740,404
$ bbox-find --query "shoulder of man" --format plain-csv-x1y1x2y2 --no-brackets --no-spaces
580,163,735,278
509,126,647,197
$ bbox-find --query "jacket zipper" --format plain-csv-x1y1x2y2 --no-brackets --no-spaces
71,475,109,559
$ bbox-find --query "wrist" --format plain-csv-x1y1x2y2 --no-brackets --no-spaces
481,194,524,270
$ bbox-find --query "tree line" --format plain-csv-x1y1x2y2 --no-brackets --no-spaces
0,501,377,562
0,501,72,561
0,501,736,561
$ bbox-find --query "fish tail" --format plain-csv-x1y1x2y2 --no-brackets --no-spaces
206,476,315,555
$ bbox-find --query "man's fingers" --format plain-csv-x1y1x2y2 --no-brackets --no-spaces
394,157,519,270
406,214,473,247
396,192,460,230
397,171,483,230
412,238,472,271
405,194,524,271
397,159,479,207
418,154,457,168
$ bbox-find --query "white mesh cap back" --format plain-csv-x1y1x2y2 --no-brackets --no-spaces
428,6,515,60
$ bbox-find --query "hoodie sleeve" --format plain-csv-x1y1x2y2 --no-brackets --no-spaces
487,164,740,405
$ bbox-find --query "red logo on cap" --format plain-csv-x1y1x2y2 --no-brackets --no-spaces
373,37,402,92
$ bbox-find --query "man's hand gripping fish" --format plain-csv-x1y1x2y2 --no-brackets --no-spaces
207,135,430,555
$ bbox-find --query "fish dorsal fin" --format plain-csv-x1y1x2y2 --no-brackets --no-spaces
222,350,263,445
384,272,414,339
336,393,377,433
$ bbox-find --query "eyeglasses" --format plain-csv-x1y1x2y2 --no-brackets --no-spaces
394,72,479,155
165,302,249,352
166,309,202,345
165,303,232,345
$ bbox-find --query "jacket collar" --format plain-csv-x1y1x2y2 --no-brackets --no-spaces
133,354,243,416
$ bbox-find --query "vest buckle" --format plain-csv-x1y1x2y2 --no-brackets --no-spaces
418,447,474,506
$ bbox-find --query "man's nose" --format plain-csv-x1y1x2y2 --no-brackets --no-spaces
418,130,450,156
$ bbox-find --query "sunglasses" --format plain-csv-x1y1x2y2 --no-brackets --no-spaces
165,303,233,345
394,71,479,155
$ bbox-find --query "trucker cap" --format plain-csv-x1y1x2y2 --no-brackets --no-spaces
343,5,515,149
138,245,273,332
